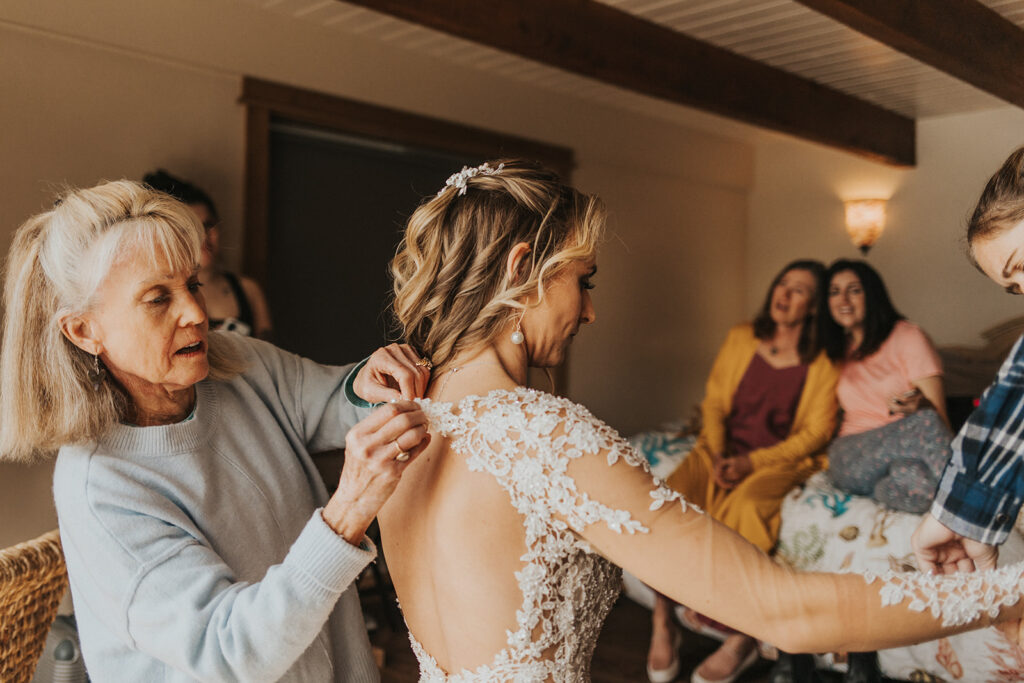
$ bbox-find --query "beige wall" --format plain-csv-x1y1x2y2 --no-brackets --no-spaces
572,169,748,433
748,107,1024,347
0,0,753,546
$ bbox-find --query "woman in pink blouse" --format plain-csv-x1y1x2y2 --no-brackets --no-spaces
774,259,953,683
823,259,950,514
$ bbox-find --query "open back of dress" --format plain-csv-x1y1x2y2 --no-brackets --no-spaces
381,388,691,682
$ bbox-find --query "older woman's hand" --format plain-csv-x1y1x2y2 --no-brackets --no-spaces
354,344,432,402
715,453,753,490
321,400,431,544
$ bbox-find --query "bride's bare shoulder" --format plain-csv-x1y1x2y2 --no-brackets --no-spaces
450,386,587,416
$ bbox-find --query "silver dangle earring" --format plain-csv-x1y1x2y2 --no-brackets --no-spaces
507,250,529,346
510,315,525,345
87,354,106,391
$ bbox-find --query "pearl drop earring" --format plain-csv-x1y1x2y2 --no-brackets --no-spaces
507,315,524,348
510,316,524,345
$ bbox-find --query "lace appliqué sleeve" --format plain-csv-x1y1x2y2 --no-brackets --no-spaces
410,389,706,682
557,397,704,521
864,562,1024,627
422,389,700,538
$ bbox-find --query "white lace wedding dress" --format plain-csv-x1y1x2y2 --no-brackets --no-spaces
403,387,1024,682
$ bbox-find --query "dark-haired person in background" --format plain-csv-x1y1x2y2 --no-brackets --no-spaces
144,169,273,339
774,259,951,683
647,260,839,683
822,259,950,514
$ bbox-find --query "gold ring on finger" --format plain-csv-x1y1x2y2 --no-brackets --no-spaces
415,357,433,370
393,441,411,462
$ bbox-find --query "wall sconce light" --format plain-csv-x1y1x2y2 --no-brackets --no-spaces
844,198,887,254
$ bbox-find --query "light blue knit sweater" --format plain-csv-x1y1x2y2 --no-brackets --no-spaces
54,333,379,682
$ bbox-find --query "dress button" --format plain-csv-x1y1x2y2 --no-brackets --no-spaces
995,513,1009,525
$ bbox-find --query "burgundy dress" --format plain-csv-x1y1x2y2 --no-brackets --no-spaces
726,353,808,457
691,352,808,634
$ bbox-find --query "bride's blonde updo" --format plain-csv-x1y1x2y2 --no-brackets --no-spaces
391,160,605,369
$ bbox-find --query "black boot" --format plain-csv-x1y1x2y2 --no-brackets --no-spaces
845,651,881,683
770,652,821,683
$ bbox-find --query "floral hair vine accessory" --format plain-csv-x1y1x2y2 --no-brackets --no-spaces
437,162,504,197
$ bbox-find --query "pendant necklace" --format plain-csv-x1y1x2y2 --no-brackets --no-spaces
435,359,510,401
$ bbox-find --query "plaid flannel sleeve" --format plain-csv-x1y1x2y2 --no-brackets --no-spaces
931,333,1024,545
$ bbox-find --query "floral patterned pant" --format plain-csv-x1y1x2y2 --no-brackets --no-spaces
825,409,952,514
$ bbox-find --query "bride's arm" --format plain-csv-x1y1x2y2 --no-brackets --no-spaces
550,405,1024,655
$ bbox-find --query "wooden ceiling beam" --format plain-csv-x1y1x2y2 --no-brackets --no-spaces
792,0,1024,109
339,0,915,166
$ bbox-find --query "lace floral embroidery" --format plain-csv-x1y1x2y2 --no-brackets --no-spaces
399,386,1024,681
864,563,1024,627
408,387,697,682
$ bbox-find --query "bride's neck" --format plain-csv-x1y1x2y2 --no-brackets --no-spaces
430,339,528,400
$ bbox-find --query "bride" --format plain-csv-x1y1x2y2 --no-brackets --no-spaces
377,160,1024,682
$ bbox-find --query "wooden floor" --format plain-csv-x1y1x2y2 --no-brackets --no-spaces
369,596,857,683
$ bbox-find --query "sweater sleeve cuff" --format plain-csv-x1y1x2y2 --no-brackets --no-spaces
930,469,1020,546
285,510,378,594
343,358,378,410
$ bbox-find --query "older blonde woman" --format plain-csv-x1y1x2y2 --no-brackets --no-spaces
371,160,1024,682
0,181,431,682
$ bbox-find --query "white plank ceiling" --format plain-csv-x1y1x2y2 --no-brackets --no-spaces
234,0,1024,123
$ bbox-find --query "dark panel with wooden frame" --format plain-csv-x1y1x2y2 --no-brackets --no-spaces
338,0,915,166
239,76,575,284
238,77,575,392
242,105,271,287
241,78,574,175
792,0,1024,110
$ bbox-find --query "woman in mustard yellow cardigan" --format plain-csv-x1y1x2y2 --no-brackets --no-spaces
647,260,839,683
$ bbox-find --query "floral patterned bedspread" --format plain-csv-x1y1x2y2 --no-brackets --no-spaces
626,428,1024,682
778,472,1024,682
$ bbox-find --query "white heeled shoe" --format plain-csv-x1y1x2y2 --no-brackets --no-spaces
690,647,758,683
647,629,683,683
